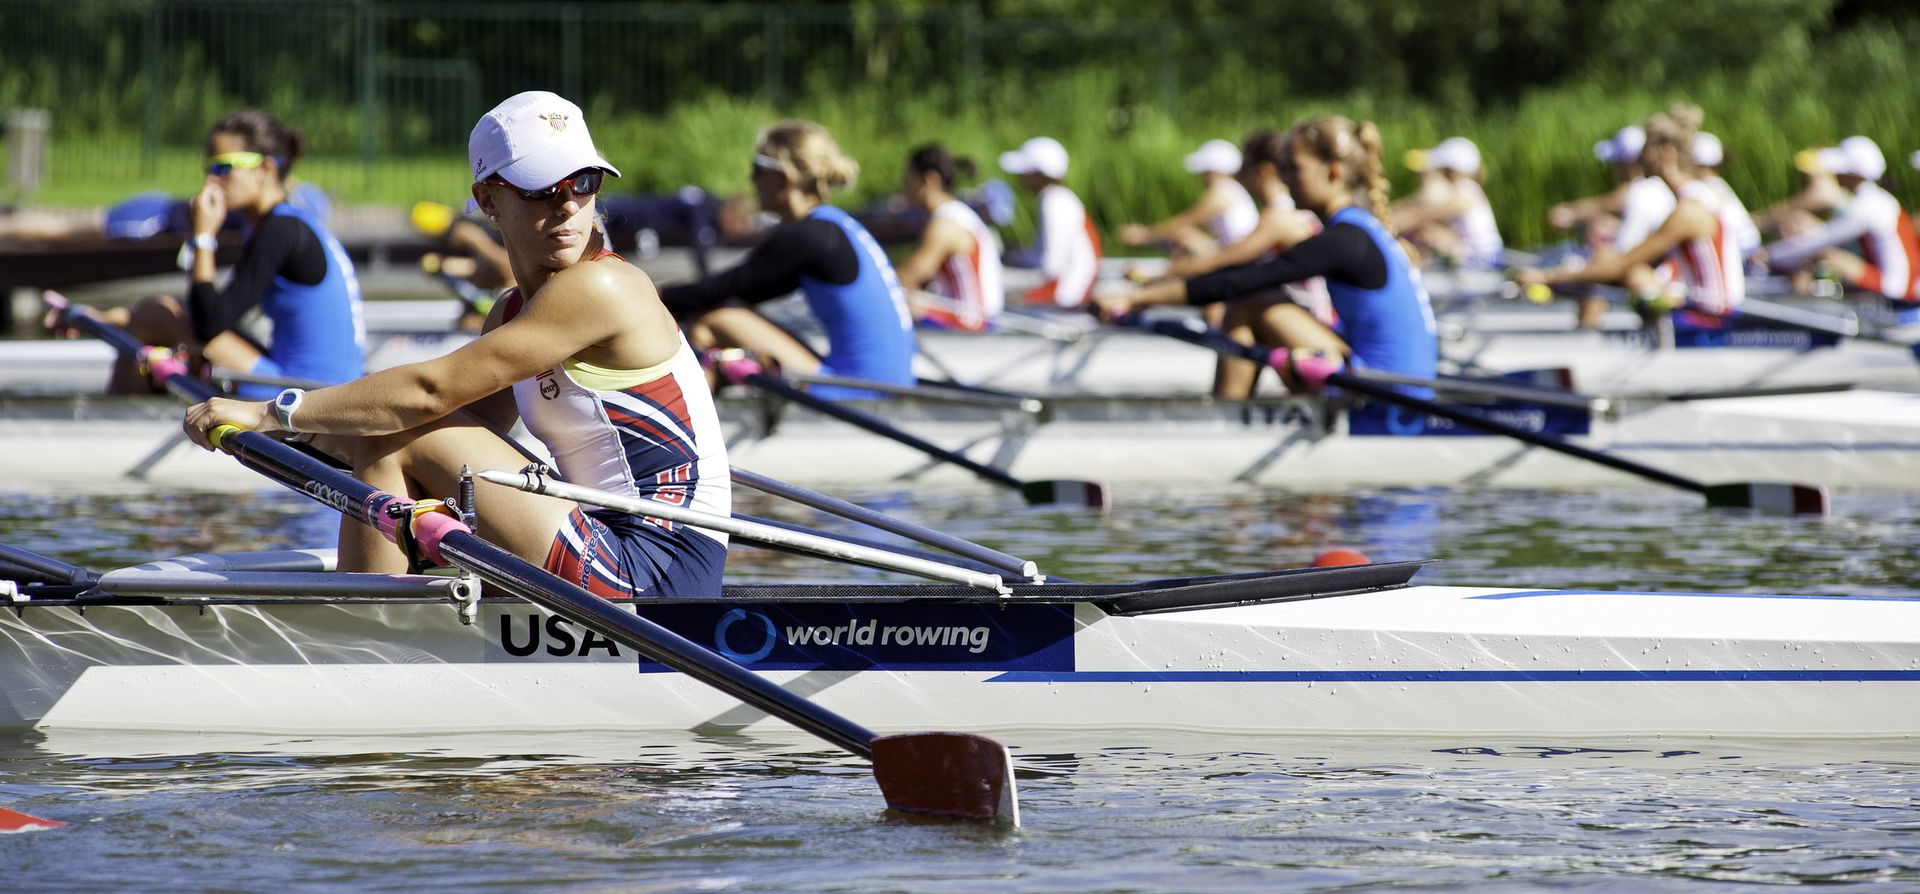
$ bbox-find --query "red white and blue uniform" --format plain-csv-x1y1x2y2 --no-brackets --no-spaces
500,253,730,599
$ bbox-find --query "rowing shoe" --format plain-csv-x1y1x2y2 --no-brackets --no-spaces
58,304,1021,826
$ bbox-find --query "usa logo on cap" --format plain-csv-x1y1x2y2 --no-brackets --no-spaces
540,112,569,134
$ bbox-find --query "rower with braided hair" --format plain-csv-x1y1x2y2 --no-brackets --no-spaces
1097,115,1438,399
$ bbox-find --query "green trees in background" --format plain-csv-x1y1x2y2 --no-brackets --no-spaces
3,0,1915,247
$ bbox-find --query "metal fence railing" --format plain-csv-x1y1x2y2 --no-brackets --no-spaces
0,0,1229,198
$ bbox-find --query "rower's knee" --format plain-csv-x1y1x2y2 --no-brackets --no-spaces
126,295,187,345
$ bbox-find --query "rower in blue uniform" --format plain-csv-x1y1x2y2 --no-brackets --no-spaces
1098,114,1437,399
48,109,363,399
659,120,915,400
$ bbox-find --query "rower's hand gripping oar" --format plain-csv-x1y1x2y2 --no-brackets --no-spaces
711,350,1106,509
1115,313,1829,516
60,307,1021,826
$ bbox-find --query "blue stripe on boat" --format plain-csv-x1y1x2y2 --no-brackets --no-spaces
985,670,1920,683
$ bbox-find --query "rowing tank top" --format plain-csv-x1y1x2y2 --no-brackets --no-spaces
800,205,917,390
1850,182,1920,301
1210,178,1261,246
1027,184,1102,307
501,251,731,548
1449,179,1504,269
1325,206,1438,382
925,199,1005,332
1668,180,1745,316
257,200,365,385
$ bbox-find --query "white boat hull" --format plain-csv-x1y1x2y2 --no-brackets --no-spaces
3,585,1916,738
7,388,1918,492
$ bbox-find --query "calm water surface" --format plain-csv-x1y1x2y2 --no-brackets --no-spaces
1,484,1917,891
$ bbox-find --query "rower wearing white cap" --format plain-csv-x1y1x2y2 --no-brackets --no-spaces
1000,136,1102,308
1546,123,1677,327
1762,135,1920,303
1390,136,1503,270
1690,132,1761,259
1118,139,1260,262
184,90,731,600
1517,105,1748,328
660,120,916,399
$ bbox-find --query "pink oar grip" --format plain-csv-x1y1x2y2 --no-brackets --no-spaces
410,510,472,567
140,346,191,382
1290,353,1343,390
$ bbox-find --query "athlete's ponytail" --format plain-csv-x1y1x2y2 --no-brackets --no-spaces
758,120,859,201
1284,115,1392,232
907,143,977,190
1644,103,1704,174
209,108,305,180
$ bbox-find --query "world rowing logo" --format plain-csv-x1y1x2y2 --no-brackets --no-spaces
539,112,569,134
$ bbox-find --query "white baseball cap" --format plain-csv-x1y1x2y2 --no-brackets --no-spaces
1692,132,1724,168
1183,139,1242,175
1815,135,1886,181
1911,149,1920,170
1593,125,1646,164
468,91,621,189
999,136,1069,179
1408,137,1481,175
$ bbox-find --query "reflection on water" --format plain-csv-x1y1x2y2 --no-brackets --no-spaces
1,485,1918,889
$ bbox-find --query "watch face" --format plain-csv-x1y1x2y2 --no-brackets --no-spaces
277,391,298,407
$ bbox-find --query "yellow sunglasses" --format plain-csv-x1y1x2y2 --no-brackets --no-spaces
207,151,268,177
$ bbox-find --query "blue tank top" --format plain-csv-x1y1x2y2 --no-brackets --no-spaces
1326,206,1437,391
257,202,365,387
800,206,916,399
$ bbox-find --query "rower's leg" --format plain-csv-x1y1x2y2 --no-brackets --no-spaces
686,306,822,376
1214,301,1262,399
330,417,576,574
1249,303,1349,393
110,296,192,393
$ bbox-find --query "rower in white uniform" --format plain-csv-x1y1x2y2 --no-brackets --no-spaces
1000,137,1101,309
1391,136,1503,270
1118,139,1261,264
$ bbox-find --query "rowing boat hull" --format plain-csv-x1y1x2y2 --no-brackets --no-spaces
3,584,1915,738
7,388,1918,491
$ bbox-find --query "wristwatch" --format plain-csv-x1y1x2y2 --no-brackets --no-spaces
191,233,219,253
272,388,306,433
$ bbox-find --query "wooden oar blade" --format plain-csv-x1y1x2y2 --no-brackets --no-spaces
0,806,68,833
871,731,1020,827
1019,479,1108,509
1703,482,1829,516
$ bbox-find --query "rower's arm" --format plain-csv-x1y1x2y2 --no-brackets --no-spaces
1548,182,1629,230
1128,187,1230,244
265,262,657,436
1765,200,1876,270
1164,209,1311,279
895,216,971,291
1548,199,1712,285
185,214,324,343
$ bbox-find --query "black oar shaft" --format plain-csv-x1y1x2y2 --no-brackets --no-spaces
745,372,1025,489
732,468,1036,579
0,544,96,587
1134,316,1709,495
436,530,875,756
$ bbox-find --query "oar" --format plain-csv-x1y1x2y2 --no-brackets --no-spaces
733,468,1041,581
784,370,1045,413
476,467,1011,593
1116,314,1829,516
711,351,1106,508
60,307,1020,825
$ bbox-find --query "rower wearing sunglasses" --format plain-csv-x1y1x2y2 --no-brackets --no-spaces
47,109,363,399
660,120,916,401
183,91,731,599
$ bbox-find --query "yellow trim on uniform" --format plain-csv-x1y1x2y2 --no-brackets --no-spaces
563,352,675,391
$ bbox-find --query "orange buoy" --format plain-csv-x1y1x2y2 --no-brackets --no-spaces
1311,548,1370,567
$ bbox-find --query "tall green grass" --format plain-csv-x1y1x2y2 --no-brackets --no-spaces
25,22,1920,249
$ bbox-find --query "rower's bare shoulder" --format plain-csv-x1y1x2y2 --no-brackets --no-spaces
546,256,660,308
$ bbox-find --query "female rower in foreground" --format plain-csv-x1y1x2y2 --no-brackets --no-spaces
895,143,1005,332
1514,105,1747,331
1095,115,1437,400
660,120,915,400
50,109,362,398
182,91,730,597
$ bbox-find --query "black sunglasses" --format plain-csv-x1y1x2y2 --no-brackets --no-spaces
491,168,606,201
